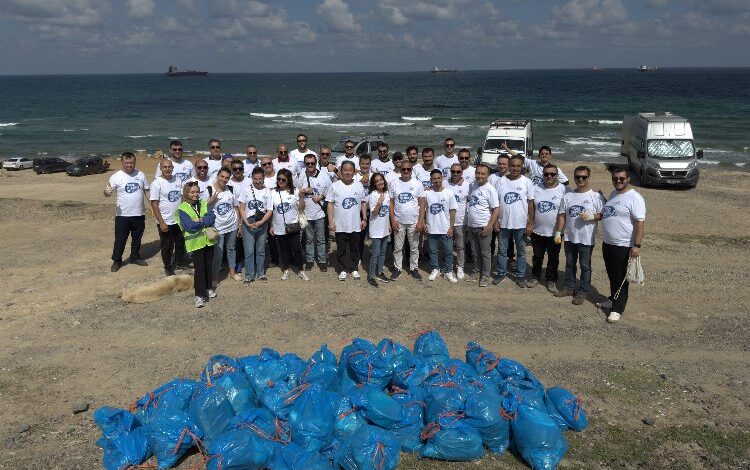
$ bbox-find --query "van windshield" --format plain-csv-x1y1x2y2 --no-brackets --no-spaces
484,139,525,154
648,139,694,158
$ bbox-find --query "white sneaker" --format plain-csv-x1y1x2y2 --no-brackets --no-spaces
428,269,440,281
607,311,621,323
597,299,613,309
456,267,465,280
207,289,217,299
280,269,290,281
298,271,310,281
339,271,347,281
445,272,458,284
351,271,361,280
195,296,205,308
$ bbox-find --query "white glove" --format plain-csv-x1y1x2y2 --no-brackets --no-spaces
553,231,562,244
578,212,595,221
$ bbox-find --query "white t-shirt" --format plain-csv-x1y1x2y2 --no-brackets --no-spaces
206,158,224,180
242,159,260,178
524,159,568,186
533,183,568,237
497,175,535,229
421,188,457,235
326,180,366,233
385,170,401,188
460,165,476,185
558,189,606,245
108,169,148,217
335,155,360,170
356,171,371,194
149,176,183,225
413,165,436,189
370,159,395,178
290,149,317,173
295,170,331,221
601,189,646,247
264,175,277,190
489,172,505,188
271,188,301,236
447,179,471,226
155,158,194,184
272,157,299,177
367,191,391,239
466,182,500,228
212,188,239,234
436,155,459,178
238,185,273,219
227,177,251,205
389,178,424,225
183,176,212,202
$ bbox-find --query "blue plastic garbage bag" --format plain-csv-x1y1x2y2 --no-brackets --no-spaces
509,401,568,470
420,415,485,461
206,428,278,470
464,387,510,454
376,338,413,376
412,330,450,367
282,352,308,387
270,442,333,470
132,379,198,423
94,407,140,439
544,387,588,432
502,378,546,411
301,344,340,391
335,425,400,470
332,394,367,439
146,410,203,469
349,386,404,429
97,425,150,470
465,342,504,383
188,382,235,449
227,407,277,435
287,383,335,452
424,382,466,423
345,339,392,388
201,355,256,414
254,377,295,419
389,392,426,453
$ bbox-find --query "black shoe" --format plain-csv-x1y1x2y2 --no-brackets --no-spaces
319,263,328,272
129,257,147,267
110,261,121,272
165,267,175,276
305,261,314,271
243,278,254,285
410,269,423,281
377,273,390,283
367,276,379,288
508,260,518,272
390,269,401,281
492,276,504,286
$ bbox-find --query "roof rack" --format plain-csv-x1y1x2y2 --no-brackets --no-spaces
490,119,531,128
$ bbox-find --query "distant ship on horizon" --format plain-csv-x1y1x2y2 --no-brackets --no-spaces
166,66,208,77
431,66,457,73
639,65,658,72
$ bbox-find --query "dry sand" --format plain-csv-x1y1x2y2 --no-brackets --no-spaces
0,159,748,469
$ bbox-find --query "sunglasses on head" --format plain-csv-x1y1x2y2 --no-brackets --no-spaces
574,175,588,180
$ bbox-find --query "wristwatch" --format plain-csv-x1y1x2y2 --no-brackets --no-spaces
633,243,641,248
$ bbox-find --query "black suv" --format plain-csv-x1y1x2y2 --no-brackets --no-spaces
34,157,69,174
66,157,109,176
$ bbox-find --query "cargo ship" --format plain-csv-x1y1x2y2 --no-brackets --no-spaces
431,66,457,73
166,66,208,77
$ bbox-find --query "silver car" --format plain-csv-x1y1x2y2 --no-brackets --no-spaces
2,157,34,170
330,133,390,161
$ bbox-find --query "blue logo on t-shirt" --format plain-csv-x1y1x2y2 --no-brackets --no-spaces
531,175,542,185
454,194,461,203
215,202,232,216
504,192,521,204
124,182,140,193
342,197,357,210
602,205,616,219
429,203,444,215
468,195,480,207
174,172,188,183
568,205,585,218
249,200,265,210
167,190,180,202
397,192,414,204
421,180,431,189
442,168,451,178
279,202,291,213
537,201,555,213
378,205,389,217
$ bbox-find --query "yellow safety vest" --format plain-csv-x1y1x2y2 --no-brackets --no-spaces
175,200,216,252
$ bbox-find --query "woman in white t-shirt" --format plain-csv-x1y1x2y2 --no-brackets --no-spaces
366,173,391,287
238,167,274,282
270,168,308,281
209,167,241,290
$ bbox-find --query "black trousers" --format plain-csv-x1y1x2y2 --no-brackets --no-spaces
276,231,303,271
112,215,145,262
191,246,213,298
531,233,561,282
268,228,279,265
602,243,631,314
335,232,361,273
158,223,187,270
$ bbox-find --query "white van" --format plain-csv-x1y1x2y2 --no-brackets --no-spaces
477,120,533,171
620,112,702,188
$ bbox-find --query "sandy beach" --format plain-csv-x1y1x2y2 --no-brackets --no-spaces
0,159,748,469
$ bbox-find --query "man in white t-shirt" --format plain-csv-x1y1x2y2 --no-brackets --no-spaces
227,159,251,279
242,145,260,177
488,153,515,265
523,145,568,186
554,165,606,305
435,137,459,179
356,154,373,260
385,151,405,187
290,133,317,174
104,152,149,272
335,139,360,170
273,144,299,177
296,153,332,271
414,147,437,189
209,167,241,292
419,169,458,283
206,138,224,180
599,167,646,323
389,160,424,281
318,146,337,181
493,155,535,287
326,160,367,280
529,163,568,293
184,159,212,201
150,158,188,276
466,164,500,287
447,163,471,280
457,148,476,186
370,142,395,177
156,140,195,184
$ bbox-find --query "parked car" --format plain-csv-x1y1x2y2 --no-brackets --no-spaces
476,119,534,171
66,157,109,176
34,157,69,174
330,133,390,161
3,157,34,170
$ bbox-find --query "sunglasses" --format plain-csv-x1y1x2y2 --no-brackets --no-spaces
450,170,462,174
210,145,221,149
279,151,288,155
378,150,388,154
305,162,316,166
171,148,183,152
445,143,455,147
297,139,307,143
401,168,413,172
612,176,627,182
345,145,354,149
543,172,557,177
232,167,243,171
574,175,589,180
320,152,331,156
459,157,470,161
277,178,288,182
262,162,273,166
247,151,257,155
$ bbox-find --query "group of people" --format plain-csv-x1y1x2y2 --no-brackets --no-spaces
105,135,645,322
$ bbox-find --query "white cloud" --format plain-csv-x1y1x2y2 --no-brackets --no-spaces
280,21,318,44
126,0,154,19
316,0,361,33
377,0,470,25
553,0,628,27
120,26,155,46
0,0,108,27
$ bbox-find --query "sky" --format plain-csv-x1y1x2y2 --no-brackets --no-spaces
0,0,748,74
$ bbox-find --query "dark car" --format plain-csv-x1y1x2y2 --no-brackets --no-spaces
34,157,69,174
66,157,109,176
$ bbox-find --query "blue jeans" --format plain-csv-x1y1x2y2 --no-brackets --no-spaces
564,241,594,294
242,221,268,279
428,234,454,273
497,228,526,278
212,229,237,287
305,217,327,264
369,237,388,277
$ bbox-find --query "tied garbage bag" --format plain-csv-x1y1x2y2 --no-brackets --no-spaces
376,338,413,376
302,344,340,391
94,407,140,439
465,342,503,383
227,407,277,436
188,382,235,449
413,329,450,367
333,394,367,439
424,381,466,423
345,339,392,388
282,352,309,387
97,426,150,470
544,387,588,432
464,388,510,454
270,442,333,470
420,414,485,461
201,355,256,414
254,376,295,419
146,410,203,469
131,378,198,423
509,401,568,470
502,378,546,411
349,386,405,429
287,383,335,452
389,393,426,453
206,428,278,470
335,425,400,470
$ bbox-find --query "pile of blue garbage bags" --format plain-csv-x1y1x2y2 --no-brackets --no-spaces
95,330,587,470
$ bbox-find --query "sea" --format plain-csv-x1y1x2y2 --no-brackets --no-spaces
0,68,748,167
